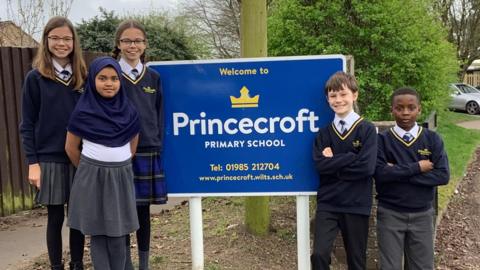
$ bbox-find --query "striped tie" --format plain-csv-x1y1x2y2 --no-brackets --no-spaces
403,132,413,142
131,69,139,80
60,70,70,80
339,120,347,134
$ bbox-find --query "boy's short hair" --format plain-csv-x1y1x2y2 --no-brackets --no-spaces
324,71,359,95
391,87,421,105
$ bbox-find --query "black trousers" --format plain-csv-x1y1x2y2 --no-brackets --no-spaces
311,211,369,270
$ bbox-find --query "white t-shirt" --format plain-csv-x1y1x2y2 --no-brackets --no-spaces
81,139,131,162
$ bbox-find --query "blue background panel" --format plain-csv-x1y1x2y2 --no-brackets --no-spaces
149,55,345,196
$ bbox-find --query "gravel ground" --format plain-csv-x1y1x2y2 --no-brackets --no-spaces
436,148,480,270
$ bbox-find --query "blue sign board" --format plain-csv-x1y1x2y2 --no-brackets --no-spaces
149,55,345,196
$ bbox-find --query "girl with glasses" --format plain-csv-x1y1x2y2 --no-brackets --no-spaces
112,20,167,270
19,16,87,270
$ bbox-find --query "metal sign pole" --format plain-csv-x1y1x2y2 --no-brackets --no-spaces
296,195,311,270
189,197,204,270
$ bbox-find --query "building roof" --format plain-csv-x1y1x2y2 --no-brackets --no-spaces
0,21,39,47
467,59,480,71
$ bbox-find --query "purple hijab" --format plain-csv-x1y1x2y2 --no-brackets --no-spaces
68,56,140,147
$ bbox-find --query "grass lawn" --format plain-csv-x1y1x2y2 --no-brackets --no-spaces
436,110,480,211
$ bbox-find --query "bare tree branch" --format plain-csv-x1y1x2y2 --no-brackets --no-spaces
48,0,75,17
5,0,75,46
181,0,241,58
7,0,45,43
436,0,480,78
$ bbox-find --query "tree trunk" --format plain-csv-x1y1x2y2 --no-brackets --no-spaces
241,0,270,235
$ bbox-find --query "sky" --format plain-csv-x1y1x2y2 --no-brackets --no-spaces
69,0,181,23
0,0,181,25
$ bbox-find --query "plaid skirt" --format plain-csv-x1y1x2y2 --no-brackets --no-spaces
132,151,167,205
35,162,75,205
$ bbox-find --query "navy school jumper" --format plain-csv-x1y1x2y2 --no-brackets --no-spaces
122,66,163,152
312,118,377,216
375,127,450,213
19,69,81,164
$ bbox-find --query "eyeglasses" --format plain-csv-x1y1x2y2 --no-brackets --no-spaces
119,39,146,46
47,36,74,43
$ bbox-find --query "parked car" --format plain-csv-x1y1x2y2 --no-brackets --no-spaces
449,83,480,114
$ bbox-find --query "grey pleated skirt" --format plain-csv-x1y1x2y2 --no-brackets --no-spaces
35,162,75,205
68,155,139,237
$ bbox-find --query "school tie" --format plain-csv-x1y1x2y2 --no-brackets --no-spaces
60,70,70,81
339,120,347,135
131,68,139,80
402,132,413,142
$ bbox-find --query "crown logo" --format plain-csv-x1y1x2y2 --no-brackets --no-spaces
143,86,156,94
418,148,431,156
230,86,259,108
352,139,362,148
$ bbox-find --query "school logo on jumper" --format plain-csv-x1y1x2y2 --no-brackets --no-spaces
352,139,362,148
143,86,156,94
230,86,259,108
418,148,432,156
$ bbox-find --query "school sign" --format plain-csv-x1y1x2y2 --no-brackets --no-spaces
149,55,345,196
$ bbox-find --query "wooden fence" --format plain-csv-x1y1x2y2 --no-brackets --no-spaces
464,71,480,87
0,47,36,216
0,47,103,216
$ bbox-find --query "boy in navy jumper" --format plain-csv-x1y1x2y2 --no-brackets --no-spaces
311,71,377,270
375,87,449,270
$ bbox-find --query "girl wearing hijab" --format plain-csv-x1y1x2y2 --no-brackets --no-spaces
65,56,140,269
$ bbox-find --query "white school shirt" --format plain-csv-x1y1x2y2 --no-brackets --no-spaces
333,111,360,132
52,59,73,80
393,123,419,139
119,58,143,80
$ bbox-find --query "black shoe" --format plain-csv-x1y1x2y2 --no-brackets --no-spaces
51,264,64,270
69,261,84,270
